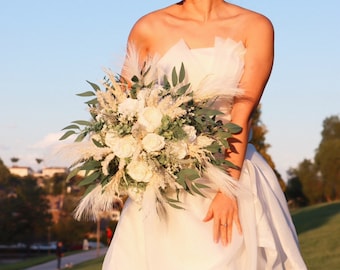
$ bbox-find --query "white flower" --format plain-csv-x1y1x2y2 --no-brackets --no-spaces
118,98,139,118
127,160,153,183
142,133,165,152
138,106,163,132
183,125,197,142
196,135,214,147
105,133,137,158
127,186,143,204
169,141,188,159
105,131,118,148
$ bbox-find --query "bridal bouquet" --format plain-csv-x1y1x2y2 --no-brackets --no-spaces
60,58,241,220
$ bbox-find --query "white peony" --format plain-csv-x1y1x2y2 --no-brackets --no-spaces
142,133,165,153
127,160,153,183
118,98,139,118
138,106,163,132
196,135,214,147
183,125,197,142
169,141,188,159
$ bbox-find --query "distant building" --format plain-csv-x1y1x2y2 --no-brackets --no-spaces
9,166,34,177
42,167,69,178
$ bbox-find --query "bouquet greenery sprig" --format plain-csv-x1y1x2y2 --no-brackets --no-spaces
60,62,241,219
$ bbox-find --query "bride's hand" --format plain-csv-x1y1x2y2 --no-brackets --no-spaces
203,192,242,246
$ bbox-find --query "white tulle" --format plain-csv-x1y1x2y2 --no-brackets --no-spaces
103,37,307,269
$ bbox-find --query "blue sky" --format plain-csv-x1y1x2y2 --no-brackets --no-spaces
0,0,339,180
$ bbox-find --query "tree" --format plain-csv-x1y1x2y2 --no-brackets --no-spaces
249,105,286,190
289,159,323,204
315,115,340,201
10,157,20,166
285,176,308,208
0,175,52,247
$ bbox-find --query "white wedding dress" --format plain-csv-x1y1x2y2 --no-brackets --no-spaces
102,37,307,270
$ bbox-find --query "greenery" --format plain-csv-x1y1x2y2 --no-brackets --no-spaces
286,115,340,206
292,201,340,269
0,255,55,270
71,256,105,270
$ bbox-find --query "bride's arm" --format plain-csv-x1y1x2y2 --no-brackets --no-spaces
203,14,274,246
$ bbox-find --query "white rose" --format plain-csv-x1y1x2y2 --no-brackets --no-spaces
138,106,163,132
142,133,165,153
127,160,153,183
183,125,197,142
169,141,188,159
104,131,118,148
106,134,137,158
196,135,214,147
118,98,139,118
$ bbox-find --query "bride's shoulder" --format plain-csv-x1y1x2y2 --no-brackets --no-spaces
127,5,175,52
228,3,273,35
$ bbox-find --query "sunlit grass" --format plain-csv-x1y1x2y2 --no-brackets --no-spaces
292,201,340,270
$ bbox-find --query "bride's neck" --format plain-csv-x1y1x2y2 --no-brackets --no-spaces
180,0,226,21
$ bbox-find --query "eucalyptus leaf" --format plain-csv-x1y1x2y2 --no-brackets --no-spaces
177,168,200,181
81,160,101,170
72,120,92,126
75,132,87,142
62,124,80,130
176,84,190,96
86,80,101,92
83,184,97,196
85,98,98,105
66,167,81,182
191,183,206,197
225,123,242,134
59,130,76,141
78,171,101,186
76,91,95,97
171,66,178,86
179,63,185,83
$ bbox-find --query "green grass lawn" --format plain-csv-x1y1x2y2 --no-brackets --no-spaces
3,201,340,270
291,201,340,270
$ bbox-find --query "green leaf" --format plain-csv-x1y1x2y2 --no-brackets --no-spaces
92,138,104,148
72,120,92,126
78,171,101,186
81,160,101,170
176,84,190,96
75,132,87,142
85,98,98,105
196,108,223,116
171,66,178,86
62,124,80,130
177,168,200,181
86,80,101,92
59,130,76,140
84,184,97,196
225,123,242,134
195,183,210,189
77,91,95,97
66,167,81,182
205,142,221,153
191,183,206,197
179,63,185,83
168,202,185,210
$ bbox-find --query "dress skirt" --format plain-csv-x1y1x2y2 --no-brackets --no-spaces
102,144,307,270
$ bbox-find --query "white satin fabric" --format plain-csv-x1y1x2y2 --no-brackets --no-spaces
103,37,307,269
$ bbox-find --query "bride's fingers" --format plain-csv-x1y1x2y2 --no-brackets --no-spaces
213,217,222,243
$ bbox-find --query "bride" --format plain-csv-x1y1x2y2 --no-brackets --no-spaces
102,1,307,269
